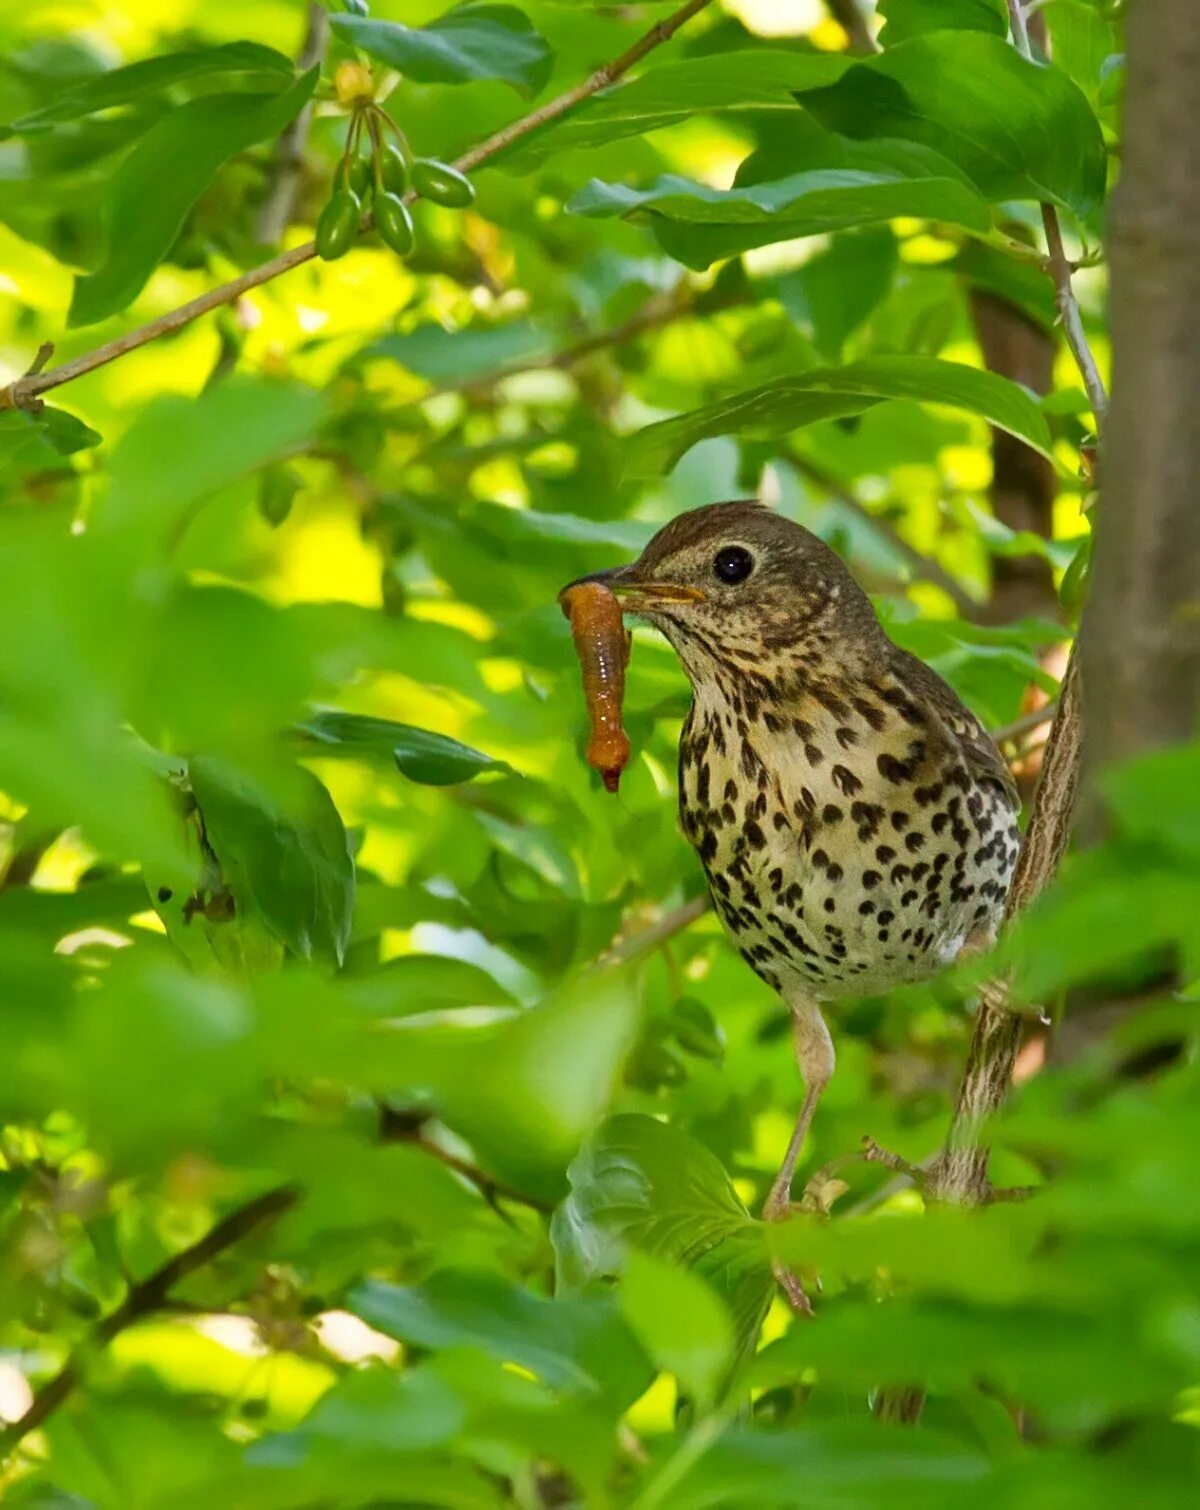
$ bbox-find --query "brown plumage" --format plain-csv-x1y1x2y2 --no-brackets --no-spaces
563,500,1019,1287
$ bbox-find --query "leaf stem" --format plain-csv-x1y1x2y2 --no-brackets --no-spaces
0,0,715,413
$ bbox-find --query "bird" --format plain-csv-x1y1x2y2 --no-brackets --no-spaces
565,500,1020,1253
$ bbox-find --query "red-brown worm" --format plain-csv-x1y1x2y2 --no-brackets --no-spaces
559,581,632,793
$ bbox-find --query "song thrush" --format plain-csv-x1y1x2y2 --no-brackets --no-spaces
567,500,1020,1227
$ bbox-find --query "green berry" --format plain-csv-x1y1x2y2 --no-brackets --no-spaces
316,188,361,261
340,153,372,198
379,143,410,195
412,158,475,209
375,192,414,256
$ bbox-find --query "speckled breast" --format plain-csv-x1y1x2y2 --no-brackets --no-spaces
677,685,1020,1002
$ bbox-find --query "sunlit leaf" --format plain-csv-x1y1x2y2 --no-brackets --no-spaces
331,6,552,96
627,357,1055,475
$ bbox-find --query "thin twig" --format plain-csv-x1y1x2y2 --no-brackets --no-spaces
255,2,329,245
600,893,712,968
377,1106,552,1214
408,281,748,408
1,1185,299,1456
989,698,1059,746
1006,0,1108,426
0,0,715,413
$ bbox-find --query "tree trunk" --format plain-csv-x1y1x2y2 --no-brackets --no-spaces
970,292,1058,625
1081,0,1200,778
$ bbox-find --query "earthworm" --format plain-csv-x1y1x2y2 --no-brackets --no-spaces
559,581,632,793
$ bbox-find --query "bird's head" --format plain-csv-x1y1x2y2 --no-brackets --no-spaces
563,500,879,688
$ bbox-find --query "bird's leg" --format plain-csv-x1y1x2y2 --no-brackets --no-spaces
763,991,834,1222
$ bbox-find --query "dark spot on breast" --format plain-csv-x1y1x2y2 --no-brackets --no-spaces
891,810,910,831
763,711,785,734
724,778,738,802
853,697,887,732
905,831,926,853
862,870,881,890
804,743,824,768
823,897,835,913
826,863,843,883
823,803,843,824
875,844,897,864
858,900,875,916
745,821,766,849
836,726,858,750
792,718,816,742
832,764,862,797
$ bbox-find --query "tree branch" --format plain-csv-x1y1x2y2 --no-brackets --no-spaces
254,2,329,245
377,1106,552,1215
601,893,712,967
0,0,715,414
0,1185,299,1456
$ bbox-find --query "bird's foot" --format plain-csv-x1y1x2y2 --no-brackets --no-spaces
770,1258,814,1317
762,1186,820,1315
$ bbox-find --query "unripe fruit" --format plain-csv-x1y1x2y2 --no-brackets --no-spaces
375,192,414,256
316,188,361,260
412,158,475,209
379,143,410,195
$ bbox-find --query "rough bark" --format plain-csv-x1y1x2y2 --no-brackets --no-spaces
1081,1,1200,778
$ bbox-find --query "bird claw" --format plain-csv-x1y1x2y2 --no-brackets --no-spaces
770,1258,814,1317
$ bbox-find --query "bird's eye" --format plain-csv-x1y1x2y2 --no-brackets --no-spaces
713,545,754,585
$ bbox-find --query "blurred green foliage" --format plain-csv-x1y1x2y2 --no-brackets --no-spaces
2,0,1196,1505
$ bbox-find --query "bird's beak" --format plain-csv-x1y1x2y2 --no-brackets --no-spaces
559,564,705,609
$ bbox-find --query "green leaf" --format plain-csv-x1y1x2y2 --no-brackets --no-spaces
878,0,1007,45
103,379,323,536
1,41,293,134
796,33,1108,218
627,356,1055,477
554,1115,772,1382
553,1113,756,1285
501,50,849,169
619,1250,734,1408
368,320,555,382
68,68,317,326
349,1271,652,1406
0,404,100,468
298,710,514,785
775,226,898,360
569,162,990,273
330,5,552,97
189,756,355,967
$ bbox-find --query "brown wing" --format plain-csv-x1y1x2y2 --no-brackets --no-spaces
887,648,1019,811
